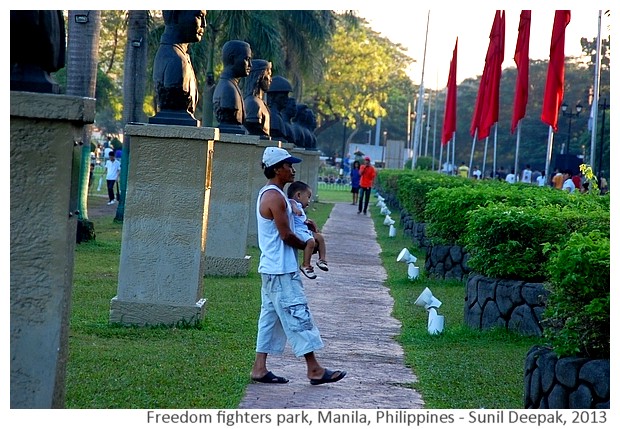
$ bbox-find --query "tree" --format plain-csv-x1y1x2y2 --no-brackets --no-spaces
66,10,102,242
115,10,149,222
306,15,414,157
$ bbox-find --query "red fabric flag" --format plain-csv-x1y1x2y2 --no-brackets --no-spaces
442,38,458,145
541,10,571,131
511,10,531,134
478,10,505,139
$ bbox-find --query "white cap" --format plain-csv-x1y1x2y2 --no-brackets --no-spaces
262,147,302,168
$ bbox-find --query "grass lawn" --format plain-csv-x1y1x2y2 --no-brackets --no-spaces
66,186,538,408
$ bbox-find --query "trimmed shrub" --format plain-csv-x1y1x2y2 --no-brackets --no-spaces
425,182,607,246
463,203,609,281
542,231,610,358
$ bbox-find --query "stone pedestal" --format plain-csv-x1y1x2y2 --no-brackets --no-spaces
10,91,95,408
203,133,263,276
292,148,320,202
110,124,217,326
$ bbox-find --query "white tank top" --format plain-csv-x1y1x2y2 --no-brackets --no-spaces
256,184,298,274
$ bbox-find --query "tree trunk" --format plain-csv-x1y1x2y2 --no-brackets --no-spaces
115,10,149,222
66,10,101,243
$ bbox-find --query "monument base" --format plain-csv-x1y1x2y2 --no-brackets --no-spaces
109,297,207,327
204,255,252,277
148,110,200,126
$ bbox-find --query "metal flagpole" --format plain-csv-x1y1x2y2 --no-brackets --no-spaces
451,132,456,175
468,130,477,175
492,123,498,179
544,126,554,181
412,10,430,169
589,10,602,172
514,121,521,178
482,136,489,177
432,73,438,171
424,89,432,156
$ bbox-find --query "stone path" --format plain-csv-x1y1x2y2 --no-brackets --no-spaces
239,202,424,409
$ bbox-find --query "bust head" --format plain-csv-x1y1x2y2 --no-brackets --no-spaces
161,10,206,44
222,40,252,78
244,59,272,97
266,75,292,111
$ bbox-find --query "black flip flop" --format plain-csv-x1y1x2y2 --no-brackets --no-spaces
251,371,289,384
310,369,347,385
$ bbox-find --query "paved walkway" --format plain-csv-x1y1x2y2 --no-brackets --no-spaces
239,202,424,409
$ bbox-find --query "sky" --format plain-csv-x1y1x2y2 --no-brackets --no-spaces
358,6,611,90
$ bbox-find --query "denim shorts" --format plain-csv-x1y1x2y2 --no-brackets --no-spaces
256,272,324,357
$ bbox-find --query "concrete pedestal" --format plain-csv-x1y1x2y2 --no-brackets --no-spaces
203,133,263,276
10,91,95,408
110,124,217,326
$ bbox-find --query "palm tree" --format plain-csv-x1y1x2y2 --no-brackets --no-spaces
66,10,102,242
115,10,149,222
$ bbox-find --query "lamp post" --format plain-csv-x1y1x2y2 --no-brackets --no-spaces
340,117,348,171
597,97,609,179
561,102,583,155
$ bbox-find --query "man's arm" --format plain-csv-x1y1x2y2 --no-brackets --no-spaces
260,190,306,250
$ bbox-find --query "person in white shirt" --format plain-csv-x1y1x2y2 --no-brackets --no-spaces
521,164,532,183
472,166,482,180
561,170,576,193
506,169,517,184
104,151,121,205
536,172,547,187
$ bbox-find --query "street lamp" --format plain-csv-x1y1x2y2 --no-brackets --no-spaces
340,117,349,171
561,102,583,155
597,97,609,179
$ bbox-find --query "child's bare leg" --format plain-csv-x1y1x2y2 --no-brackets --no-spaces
302,238,315,268
315,232,327,262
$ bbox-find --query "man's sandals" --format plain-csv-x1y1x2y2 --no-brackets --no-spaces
310,369,347,385
251,371,289,384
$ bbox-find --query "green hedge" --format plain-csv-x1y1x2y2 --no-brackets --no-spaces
542,231,610,358
425,182,607,246
463,203,609,281
395,170,468,222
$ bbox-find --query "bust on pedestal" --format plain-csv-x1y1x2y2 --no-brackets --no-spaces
243,59,272,139
150,10,206,126
213,40,252,134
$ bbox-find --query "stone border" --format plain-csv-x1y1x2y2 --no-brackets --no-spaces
524,346,610,409
465,273,548,336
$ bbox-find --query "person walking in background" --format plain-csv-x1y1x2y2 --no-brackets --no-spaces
251,146,346,385
561,170,576,193
521,164,532,183
104,151,121,205
505,169,517,184
350,160,361,205
536,171,547,187
552,168,564,189
287,181,329,279
458,161,470,178
357,156,376,215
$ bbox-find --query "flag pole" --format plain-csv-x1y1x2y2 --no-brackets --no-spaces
514,120,521,178
589,10,602,172
432,74,438,171
492,122,498,179
544,126,554,180
425,87,432,156
482,136,489,177
451,132,456,176
412,10,430,169
468,130,477,175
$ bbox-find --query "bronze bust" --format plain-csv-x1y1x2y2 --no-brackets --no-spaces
243,59,272,138
266,76,293,141
10,10,65,94
213,40,252,134
150,10,206,126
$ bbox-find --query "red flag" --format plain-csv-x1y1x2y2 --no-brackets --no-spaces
511,10,531,134
478,10,505,139
470,11,505,139
541,10,571,131
442,38,458,145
